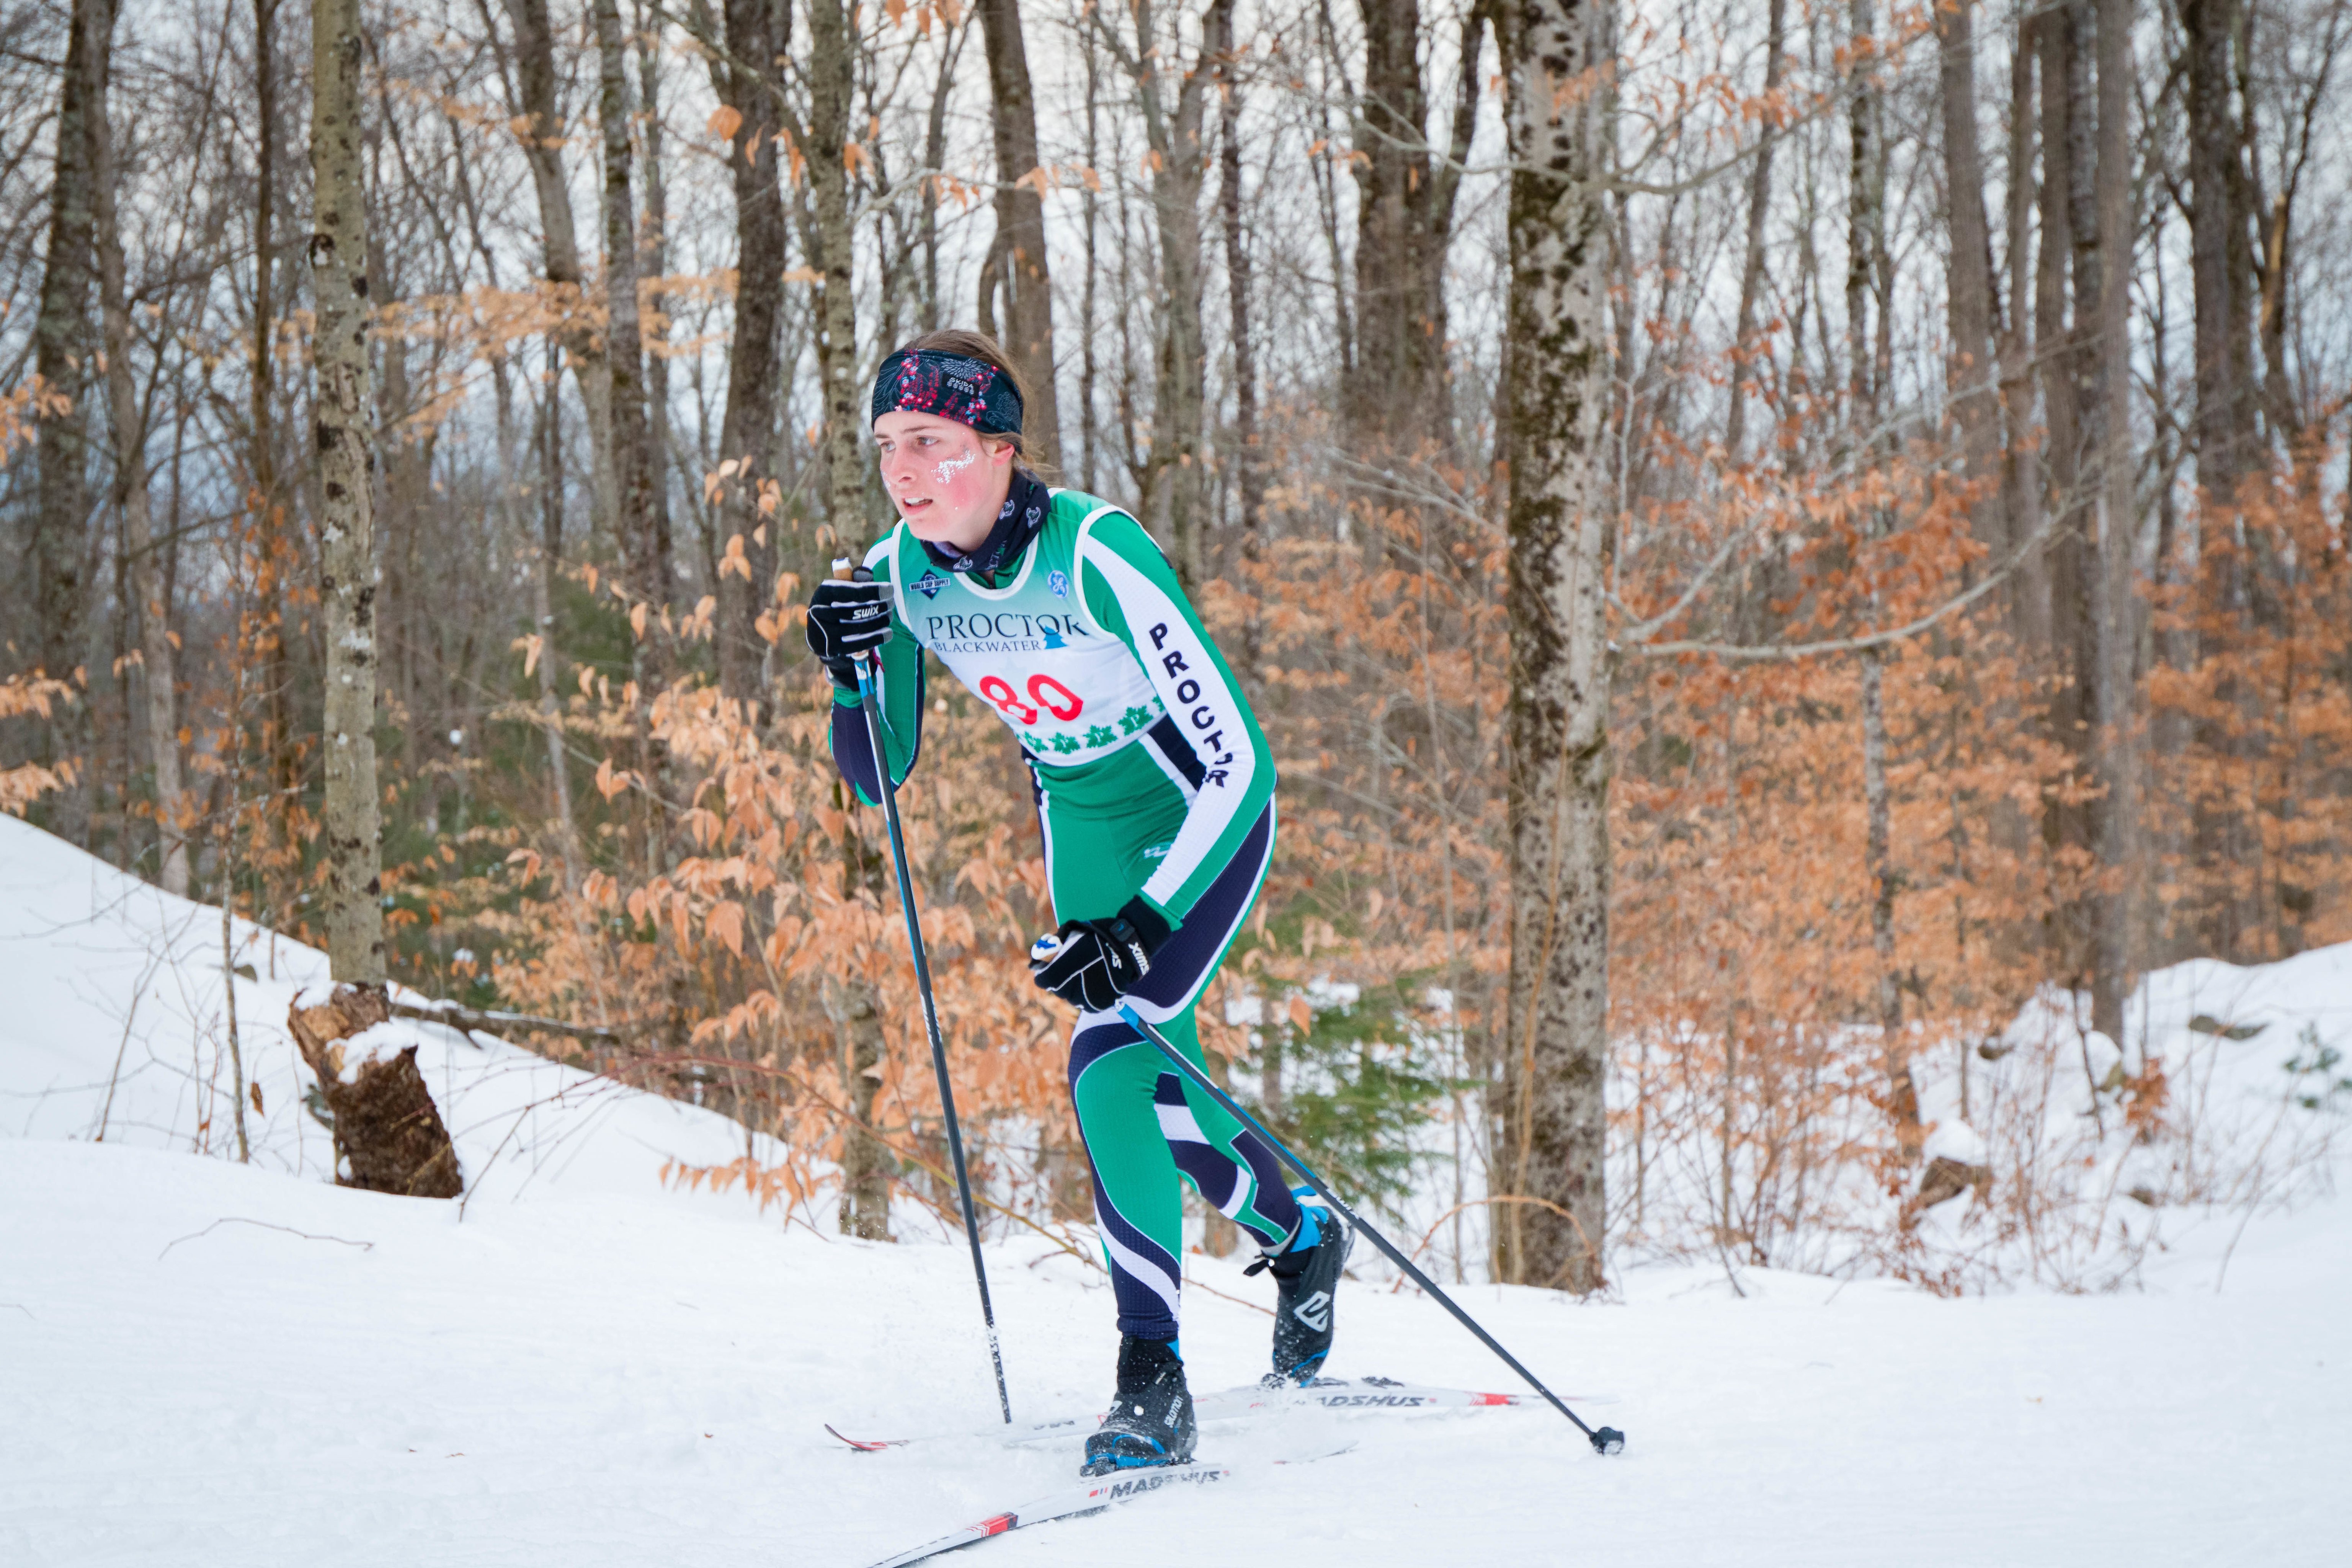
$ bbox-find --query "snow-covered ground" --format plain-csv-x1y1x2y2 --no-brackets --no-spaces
0,818,784,1199
4,819,2349,1565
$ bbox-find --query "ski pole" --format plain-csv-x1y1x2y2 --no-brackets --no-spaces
1109,998,1624,1456
834,559,1012,1424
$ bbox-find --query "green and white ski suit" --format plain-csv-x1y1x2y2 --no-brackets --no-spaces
829,483,1300,1339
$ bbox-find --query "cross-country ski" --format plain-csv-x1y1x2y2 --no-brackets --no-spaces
824,1376,1614,1453
858,1442,1357,1568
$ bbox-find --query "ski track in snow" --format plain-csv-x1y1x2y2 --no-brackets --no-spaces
2,819,2348,1566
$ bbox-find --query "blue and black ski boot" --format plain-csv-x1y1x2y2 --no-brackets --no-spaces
1081,1334,1197,1477
1257,1189,1352,1384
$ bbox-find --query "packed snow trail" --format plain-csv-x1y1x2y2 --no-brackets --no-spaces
6,1132,2349,1566
4,819,2350,1564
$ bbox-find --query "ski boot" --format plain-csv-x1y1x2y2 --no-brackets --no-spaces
1081,1334,1197,1477
1258,1189,1352,1385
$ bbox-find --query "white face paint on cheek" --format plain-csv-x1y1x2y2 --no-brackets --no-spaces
932,446,978,486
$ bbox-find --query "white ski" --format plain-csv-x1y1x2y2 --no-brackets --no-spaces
856,1442,1355,1568
825,1375,1612,1452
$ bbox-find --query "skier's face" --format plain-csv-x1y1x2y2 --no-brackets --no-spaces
874,412,1016,553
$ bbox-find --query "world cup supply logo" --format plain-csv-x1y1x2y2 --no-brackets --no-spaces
1047,569,1070,599
911,570,947,600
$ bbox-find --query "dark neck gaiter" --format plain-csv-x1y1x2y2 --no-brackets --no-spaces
919,469,1052,581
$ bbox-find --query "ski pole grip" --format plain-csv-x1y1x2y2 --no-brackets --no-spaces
830,557,880,672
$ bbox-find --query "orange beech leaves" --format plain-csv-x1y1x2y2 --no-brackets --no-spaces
391,421,2349,1276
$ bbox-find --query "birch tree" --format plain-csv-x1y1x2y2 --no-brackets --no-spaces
1498,0,1613,1295
311,0,384,985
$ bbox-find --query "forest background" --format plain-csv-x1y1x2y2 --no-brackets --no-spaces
1,0,2347,1297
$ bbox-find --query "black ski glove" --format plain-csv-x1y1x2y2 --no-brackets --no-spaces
1030,895,1175,1013
806,575,893,692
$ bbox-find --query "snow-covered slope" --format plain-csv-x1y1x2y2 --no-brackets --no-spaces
0,816,779,1202
3,820,2349,1565
5,1119,2347,1566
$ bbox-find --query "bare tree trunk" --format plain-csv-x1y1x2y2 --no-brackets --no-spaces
824,970,891,1238
1080,24,1103,492
1349,0,1434,452
805,0,892,1239
591,0,660,626
2090,0,2135,1043
255,0,301,808
1935,0,2002,552
2033,8,2096,995
977,0,1061,470
31,0,111,841
1846,0,1886,424
1152,0,1213,582
915,23,963,333
1096,0,1220,581
1213,0,1261,543
2182,0,2251,495
636,10,676,624
2179,0,2264,955
2055,2,2120,1022
710,0,791,709
1348,0,1486,458
220,653,253,1165
311,0,385,986
1421,0,1488,454
253,0,278,522
371,265,435,770
90,23,186,894
1850,0,1918,1158
1497,0,1612,1297
533,341,580,884
1723,0,1785,462
805,0,864,535
2002,24,2049,646
508,0,616,535
1860,643,1915,1130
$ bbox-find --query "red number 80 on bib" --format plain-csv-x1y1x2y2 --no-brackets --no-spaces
978,673,1085,725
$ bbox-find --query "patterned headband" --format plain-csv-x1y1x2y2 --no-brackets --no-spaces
870,348,1025,437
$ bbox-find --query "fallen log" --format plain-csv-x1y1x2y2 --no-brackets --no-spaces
387,998,629,1047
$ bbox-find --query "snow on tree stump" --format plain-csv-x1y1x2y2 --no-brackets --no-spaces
1903,1118,1991,1225
288,985,462,1199
1912,1155,1992,1213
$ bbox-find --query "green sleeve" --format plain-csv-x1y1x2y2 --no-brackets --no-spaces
1075,511,1276,921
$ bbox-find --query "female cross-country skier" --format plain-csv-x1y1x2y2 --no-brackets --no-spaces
805,330,1351,1477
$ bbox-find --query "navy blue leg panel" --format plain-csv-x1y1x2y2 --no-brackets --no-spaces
1228,1130,1299,1248
1128,804,1273,1013
1161,1073,1246,1213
